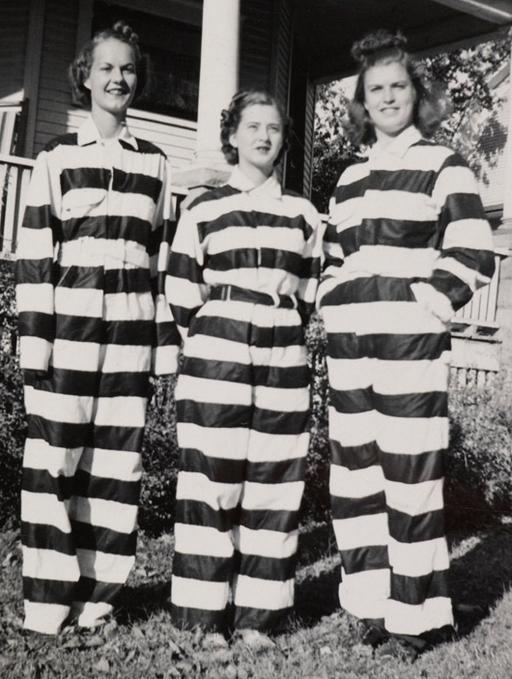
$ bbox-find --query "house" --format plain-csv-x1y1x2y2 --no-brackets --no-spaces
1,0,511,382
452,56,512,382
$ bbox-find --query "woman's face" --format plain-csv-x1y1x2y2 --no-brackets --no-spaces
229,103,284,175
363,59,416,139
85,37,137,117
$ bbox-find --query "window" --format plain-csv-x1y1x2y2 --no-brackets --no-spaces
93,1,200,121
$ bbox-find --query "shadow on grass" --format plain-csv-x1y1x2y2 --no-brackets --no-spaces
450,520,512,637
294,499,512,635
114,499,512,637
294,521,339,626
115,579,173,626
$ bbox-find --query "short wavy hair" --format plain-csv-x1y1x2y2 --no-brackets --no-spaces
69,20,146,108
347,29,449,146
220,90,290,165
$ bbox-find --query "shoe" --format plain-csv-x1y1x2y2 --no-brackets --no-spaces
237,629,275,652
357,623,388,648
344,613,387,648
374,635,419,662
201,632,229,650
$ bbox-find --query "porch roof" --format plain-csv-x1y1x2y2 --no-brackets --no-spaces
294,0,512,82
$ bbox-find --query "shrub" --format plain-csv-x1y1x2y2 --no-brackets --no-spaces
446,381,512,526
139,375,180,535
0,260,24,529
303,313,330,521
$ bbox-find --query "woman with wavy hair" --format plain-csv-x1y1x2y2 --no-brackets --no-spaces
16,20,178,635
167,90,322,649
317,30,495,659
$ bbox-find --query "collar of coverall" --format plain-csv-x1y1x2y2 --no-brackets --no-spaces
369,124,422,161
228,165,283,199
77,115,138,150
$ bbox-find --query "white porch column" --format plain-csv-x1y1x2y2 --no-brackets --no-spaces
173,0,240,189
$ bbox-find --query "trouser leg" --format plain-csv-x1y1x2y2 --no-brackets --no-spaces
170,330,251,631
233,342,310,631
374,352,453,636
69,350,148,627
21,376,93,634
67,278,153,628
326,335,390,624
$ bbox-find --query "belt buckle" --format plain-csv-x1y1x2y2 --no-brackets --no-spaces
222,285,231,301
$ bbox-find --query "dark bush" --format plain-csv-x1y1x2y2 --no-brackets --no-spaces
0,260,25,529
139,375,180,535
303,313,330,522
446,382,512,527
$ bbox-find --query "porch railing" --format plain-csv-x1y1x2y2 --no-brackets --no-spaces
0,153,34,259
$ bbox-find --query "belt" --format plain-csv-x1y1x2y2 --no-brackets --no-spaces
209,285,297,309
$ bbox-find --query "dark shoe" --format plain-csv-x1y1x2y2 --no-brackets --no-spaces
375,635,420,662
345,614,388,648
358,623,388,647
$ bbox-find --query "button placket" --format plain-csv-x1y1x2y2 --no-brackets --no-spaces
100,140,115,241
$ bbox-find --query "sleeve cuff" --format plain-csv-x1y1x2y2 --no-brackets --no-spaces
410,282,453,323
19,336,52,372
151,345,179,377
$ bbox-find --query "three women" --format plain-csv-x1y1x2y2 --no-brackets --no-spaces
16,17,496,660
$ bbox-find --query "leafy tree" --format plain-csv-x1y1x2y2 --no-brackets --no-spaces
313,32,512,212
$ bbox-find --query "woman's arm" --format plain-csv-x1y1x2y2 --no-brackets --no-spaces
297,204,324,323
166,203,208,341
316,185,346,307
15,150,60,373
149,156,181,375
410,152,495,322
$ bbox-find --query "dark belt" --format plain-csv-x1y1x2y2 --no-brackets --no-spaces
209,284,297,309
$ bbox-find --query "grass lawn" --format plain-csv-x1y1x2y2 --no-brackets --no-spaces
1,516,512,678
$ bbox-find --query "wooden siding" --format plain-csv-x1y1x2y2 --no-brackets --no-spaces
33,0,80,154
302,80,316,197
240,0,274,91
0,0,30,104
270,0,292,115
29,0,197,165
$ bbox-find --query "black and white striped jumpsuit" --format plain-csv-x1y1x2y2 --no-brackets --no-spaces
318,126,495,637
16,116,179,634
167,167,322,632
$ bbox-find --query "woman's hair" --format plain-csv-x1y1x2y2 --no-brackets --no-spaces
220,90,290,165
347,29,449,146
69,20,146,108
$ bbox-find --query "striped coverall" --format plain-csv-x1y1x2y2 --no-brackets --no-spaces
16,116,179,634
166,166,322,632
317,126,495,638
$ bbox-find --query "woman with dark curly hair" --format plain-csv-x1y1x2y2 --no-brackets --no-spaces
16,20,178,635
317,30,495,659
166,90,322,648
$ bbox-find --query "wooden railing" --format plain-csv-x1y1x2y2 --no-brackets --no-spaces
0,104,24,155
0,153,34,259
450,255,502,338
